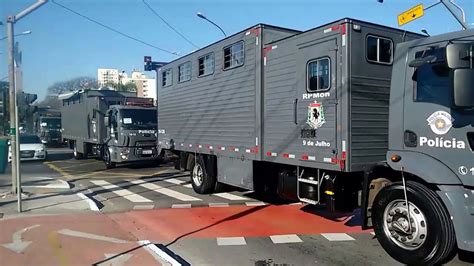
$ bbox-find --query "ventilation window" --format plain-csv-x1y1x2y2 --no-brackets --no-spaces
198,53,214,77
367,35,393,64
223,41,244,70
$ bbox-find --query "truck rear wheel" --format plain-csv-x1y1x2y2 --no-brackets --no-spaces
73,142,83,160
190,155,216,194
372,181,456,265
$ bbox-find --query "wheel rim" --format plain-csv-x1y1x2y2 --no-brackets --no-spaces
192,163,203,186
383,200,428,250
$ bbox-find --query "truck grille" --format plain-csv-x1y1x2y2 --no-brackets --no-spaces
136,141,156,147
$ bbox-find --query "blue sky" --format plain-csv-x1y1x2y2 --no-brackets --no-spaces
1,0,473,100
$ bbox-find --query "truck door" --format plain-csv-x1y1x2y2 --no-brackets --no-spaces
296,38,338,166
263,37,338,167
402,44,474,187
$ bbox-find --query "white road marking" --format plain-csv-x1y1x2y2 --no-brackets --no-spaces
217,237,247,246
209,203,229,207
139,240,182,266
91,180,153,203
183,184,193,188
1,225,40,254
371,232,376,236
172,204,192,208
132,205,155,210
57,229,128,244
77,193,100,211
213,192,248,201
270,234,303,244
164,178,187,185
245,202,266,207
128,179,201,202
321,233,355,241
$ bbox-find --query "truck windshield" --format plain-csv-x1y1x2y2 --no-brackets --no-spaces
41,118,61,129
120,109,157,129
412,47,453,107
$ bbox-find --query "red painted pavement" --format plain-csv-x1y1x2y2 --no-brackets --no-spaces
0,213,161,266
108,204,371,243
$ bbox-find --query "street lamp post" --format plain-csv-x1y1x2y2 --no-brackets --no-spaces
0,30,32,41
6,0,48,212
197,12,227,37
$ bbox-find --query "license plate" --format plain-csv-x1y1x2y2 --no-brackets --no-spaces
142,150,153,155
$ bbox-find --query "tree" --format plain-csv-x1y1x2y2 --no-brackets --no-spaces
118,81,137,92
47,76,98,95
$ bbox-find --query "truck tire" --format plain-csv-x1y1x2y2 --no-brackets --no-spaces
372,181,456,265
103,148,116,169
190,155,216,194
73,142,83,160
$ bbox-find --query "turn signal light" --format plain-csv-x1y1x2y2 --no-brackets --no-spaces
391,154,401,162
324,190,335,196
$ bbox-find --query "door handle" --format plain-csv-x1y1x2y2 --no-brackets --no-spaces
404,130,417,147
294,98,298,125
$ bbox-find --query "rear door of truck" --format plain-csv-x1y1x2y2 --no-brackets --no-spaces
263,27,341,168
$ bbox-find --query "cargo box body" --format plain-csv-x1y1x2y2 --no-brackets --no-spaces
61,90,136,145
158,18,422,188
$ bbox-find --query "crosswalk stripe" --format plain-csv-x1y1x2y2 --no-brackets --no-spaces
183,184,193,188
213,192,248,201
270,234,303,244
321,233,355,241
128,179,202,202
91,180,153,203
245,201,266,206
164,178,187,185
217,237,247,246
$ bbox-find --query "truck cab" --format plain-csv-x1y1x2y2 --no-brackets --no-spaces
367,29,474,264
38,116,62,146
103,104,158,168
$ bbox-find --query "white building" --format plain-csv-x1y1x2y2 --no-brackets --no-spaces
97,68,156,100
121,70,157,101
97,68,119,88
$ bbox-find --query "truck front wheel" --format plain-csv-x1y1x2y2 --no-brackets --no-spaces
103,148,116,169
372,181,456,265
73,142,83,160
190,155,216,194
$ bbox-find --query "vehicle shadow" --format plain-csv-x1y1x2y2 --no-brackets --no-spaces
300,204,363,227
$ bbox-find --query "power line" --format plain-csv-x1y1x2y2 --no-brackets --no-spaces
142,0,199,49
51,0,178,56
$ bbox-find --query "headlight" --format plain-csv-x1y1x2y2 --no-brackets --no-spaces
36,148,44,152
120,148,130,155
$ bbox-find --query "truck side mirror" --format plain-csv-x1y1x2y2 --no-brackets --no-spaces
453,69,474,107
104,116,110,126
446,43,473,69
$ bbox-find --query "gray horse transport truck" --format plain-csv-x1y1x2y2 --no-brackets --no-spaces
60,89,159,168
157,18,474,264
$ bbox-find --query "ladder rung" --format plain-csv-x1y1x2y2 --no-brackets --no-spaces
299,198,318,205
298,178,319,185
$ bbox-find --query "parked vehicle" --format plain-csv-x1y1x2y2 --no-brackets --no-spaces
60,89,158,168
157,18,474,265
8,134,47,162
33,108,63,146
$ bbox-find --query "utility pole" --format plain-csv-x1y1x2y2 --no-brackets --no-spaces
6,0,48,212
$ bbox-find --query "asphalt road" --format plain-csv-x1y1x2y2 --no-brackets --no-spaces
0,147,471,265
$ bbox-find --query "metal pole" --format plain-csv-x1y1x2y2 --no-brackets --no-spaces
7,16,18,194
6,0,48,212
14,60,22,212
440,0,469,30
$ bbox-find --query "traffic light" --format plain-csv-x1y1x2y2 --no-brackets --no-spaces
144,56,167,71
